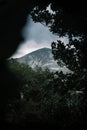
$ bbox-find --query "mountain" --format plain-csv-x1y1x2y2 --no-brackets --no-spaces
16,48,69,73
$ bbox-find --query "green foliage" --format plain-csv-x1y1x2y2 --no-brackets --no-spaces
6,59,87,129
5,2,87,128
30,2,87,128
31,1,87,69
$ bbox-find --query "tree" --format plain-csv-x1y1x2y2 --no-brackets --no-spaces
30,0,87,91
31,1,87,68
30,1,87,128
1,1,87,128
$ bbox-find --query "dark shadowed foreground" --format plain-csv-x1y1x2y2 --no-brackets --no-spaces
0,0,87,129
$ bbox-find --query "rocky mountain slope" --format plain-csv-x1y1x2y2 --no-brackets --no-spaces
16,48,69,73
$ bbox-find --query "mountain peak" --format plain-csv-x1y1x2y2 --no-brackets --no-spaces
16,47,57,70
16,47,69,73
39,47,51,50
29,47,51,54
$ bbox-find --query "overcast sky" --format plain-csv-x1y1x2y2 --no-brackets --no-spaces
11,15,68,58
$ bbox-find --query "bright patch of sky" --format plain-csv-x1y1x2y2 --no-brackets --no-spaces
11,6,68,58
46,4,55,14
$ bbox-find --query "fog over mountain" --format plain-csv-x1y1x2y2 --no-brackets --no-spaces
16,48,69,73
11,16,68,58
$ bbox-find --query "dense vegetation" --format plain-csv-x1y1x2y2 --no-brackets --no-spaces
30,1,87,128
5,58,87,129
0,1,87,129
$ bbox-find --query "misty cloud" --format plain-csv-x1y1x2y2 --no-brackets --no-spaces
11,40,51,58
11,16,68,58
22,16,58,43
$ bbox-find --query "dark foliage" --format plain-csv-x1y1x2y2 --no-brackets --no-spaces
0,0,87,129
30,0,87,129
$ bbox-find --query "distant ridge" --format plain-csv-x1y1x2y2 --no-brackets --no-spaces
18,48,51,58
16,47,69,73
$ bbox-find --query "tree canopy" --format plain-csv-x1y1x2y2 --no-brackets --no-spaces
0,1,87,129
30,1,87,128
